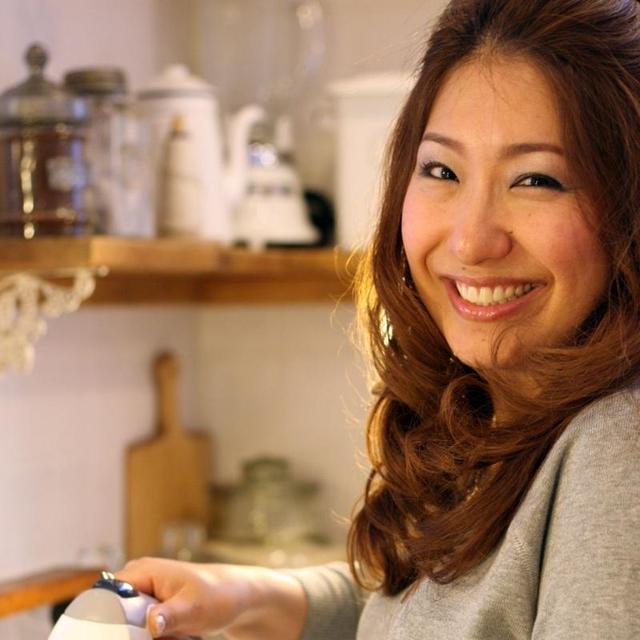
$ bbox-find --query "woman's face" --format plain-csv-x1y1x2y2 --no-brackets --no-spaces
402,57,609,369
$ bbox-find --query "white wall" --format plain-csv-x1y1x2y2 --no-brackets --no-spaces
0,0,188,581
0,307,201,578
196,304,369,540
0,306,201,638
0,1,148,90
195,0,449,191
0,0,449,637
0,2,199,637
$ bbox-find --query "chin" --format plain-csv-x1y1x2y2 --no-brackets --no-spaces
452,340,525,371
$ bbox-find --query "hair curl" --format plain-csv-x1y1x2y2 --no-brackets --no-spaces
348,0,640,595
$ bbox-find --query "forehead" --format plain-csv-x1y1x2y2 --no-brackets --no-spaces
425,56,563,147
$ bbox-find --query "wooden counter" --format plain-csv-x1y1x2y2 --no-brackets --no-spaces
0,567,103,618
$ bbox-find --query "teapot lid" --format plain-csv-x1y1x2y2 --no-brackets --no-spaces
0,43,88,126
138,64,216,100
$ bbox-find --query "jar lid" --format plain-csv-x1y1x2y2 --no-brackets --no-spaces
0,43,88,126
243,456,290,484
64,67,128,96
138,64,216,100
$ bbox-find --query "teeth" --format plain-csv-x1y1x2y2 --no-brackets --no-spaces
455,281,536,306
466,285,478,303
479,287,493,305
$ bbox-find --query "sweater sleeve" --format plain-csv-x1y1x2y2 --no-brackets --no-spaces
284,562,364,640
532,394,640,639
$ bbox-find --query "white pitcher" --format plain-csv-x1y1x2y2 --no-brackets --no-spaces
138,64,264,242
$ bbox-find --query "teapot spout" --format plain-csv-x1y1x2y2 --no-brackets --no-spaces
226,104,266,208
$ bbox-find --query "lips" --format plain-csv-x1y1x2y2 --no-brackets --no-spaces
443,277,545,321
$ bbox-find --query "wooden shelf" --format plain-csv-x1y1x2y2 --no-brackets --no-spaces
0,237,360,304
0,567,102,618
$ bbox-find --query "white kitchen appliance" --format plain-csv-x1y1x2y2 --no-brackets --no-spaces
234,117,318,248
138,65,264,242
329,73,414,249
48,571,186,640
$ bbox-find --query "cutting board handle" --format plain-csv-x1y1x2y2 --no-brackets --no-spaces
154,351,181,437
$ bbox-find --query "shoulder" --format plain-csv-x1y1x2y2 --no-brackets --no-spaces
527,387,640,638
512,382,640,553
531,380,640,545
552,381,640,478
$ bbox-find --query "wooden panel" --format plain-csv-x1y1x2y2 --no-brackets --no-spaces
0,237,361,304
0,238,93,271
126,353,211,559
0,237,224,274
90,237,224,274
219,247,357,277
88,275,205,304
0,567,102,618
83,275,354,305
198,276,354,304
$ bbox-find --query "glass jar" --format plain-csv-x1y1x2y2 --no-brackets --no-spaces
64,67,152,237
223,456,320,545
0,43,96,238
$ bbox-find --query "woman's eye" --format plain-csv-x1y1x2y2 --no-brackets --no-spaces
419,161,458,182
514,173,565,191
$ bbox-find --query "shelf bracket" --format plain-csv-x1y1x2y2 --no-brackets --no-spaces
0,268,101,373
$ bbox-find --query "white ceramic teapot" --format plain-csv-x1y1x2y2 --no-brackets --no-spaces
138,65,265,242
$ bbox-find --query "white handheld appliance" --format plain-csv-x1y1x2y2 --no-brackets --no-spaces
49,571,180,640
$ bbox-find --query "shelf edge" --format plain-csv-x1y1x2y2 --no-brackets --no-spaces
0,567,102,618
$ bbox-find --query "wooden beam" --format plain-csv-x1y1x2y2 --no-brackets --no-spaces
0,238,361,304
0,567,102,618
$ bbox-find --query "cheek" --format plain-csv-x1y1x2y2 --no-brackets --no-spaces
538,217,608,297
401,186,437,261
401,190,419,251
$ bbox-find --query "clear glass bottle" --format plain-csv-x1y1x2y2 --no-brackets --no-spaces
64,67,152,236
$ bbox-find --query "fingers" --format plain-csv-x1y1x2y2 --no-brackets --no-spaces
116,558,203,637
114,558,247,637
114,556,159,596
146,605,168,636
147,595,208,638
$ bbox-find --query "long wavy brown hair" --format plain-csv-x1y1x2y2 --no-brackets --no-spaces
348,0,640,595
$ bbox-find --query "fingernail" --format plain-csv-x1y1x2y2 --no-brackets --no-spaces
153,614,166,636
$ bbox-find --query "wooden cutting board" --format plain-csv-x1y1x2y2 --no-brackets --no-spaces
126,351,211,559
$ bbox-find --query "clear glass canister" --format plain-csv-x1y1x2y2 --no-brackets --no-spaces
223,456,320,545
64,67,152,237
0,43,96,238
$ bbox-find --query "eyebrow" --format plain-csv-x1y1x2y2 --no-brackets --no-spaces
421,132,565,158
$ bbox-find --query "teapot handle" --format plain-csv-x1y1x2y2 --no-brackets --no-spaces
225,104,266,207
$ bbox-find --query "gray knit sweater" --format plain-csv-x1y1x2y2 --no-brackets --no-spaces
290,385,640,639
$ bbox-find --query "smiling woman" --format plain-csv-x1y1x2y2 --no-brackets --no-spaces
401,57,609,370
347,0,640,631
113,1,640,639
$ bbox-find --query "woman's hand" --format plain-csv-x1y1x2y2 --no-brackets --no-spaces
115,557,307,640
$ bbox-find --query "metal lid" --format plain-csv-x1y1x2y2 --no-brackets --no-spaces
64,67,128,96
138,64,216,100
0,43,88,126
243,456,290,483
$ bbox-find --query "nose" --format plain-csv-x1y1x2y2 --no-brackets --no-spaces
447,190,513,265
